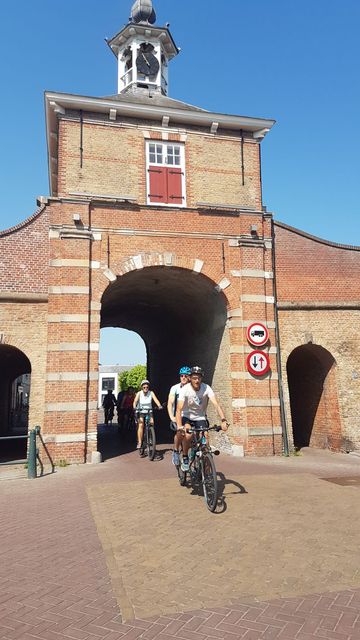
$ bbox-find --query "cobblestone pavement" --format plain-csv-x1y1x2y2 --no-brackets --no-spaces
1,429,360,640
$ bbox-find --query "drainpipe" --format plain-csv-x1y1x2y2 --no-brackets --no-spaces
271,219,290,456
84,200,93,462
240,130,245,186
80,110,84,169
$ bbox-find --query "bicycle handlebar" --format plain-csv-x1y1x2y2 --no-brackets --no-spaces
136,406,163,414
185,425,223,434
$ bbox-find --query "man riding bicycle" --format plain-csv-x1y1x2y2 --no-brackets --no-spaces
167,366,191,466
176,366,228,472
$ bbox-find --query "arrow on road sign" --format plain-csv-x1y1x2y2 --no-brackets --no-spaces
247,350,271,376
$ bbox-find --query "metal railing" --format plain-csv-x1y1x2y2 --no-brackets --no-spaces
0,426,54,479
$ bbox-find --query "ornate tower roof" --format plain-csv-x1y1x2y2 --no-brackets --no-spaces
131,0,156,24
107,0,178,96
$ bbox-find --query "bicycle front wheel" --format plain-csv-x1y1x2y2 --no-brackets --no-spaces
139,439,145,457
147,425,156,461
177,452,187,486
201,453,218,512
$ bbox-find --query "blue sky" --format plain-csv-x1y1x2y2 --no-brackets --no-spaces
1,0,359,365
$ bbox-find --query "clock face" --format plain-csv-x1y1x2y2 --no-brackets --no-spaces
136,47,159,77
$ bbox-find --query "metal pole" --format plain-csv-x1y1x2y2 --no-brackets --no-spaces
27,428,38,479
271,220,290,456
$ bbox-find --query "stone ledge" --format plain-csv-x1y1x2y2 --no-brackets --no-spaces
0,292,48,303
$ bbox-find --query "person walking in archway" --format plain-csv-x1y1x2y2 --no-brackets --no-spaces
116,387,126,427
120,386,136,430
167,366,191,466
103,389,116,425
133,380,162,449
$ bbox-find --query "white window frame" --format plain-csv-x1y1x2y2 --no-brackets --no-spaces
146,141,186,207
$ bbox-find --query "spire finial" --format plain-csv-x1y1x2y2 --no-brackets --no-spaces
131,0,156,24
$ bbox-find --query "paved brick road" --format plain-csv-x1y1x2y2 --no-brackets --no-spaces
1,429,360,640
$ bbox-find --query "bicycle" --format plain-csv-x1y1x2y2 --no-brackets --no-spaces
177,424,222,512
103,405,114,425
137,408,156,461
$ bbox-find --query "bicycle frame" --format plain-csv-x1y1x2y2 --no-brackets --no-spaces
138,409,156,461
177,424,222,512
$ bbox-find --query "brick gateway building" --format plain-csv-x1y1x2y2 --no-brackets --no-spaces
1,0,359,463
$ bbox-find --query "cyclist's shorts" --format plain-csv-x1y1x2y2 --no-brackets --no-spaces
137,409,153,416
181,417,209,431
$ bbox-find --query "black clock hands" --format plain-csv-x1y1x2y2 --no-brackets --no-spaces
136,45,160,77
141,52,150,67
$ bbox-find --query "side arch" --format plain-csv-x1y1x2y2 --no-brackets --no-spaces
0,343,31,437
286,344,342,451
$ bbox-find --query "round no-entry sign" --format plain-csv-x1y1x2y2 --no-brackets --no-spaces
247,350,271,376
247,322,269,347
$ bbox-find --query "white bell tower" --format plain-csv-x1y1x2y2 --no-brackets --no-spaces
107,0,179,96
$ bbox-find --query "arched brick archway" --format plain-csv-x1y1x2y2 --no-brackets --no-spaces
287,344,342,451
0,344,31,461
101,266,230,438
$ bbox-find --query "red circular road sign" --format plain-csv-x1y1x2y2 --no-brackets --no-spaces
247,322,269,347
247,350,271,376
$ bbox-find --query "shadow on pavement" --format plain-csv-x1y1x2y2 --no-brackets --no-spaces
97,423,173,461
215,472,248,514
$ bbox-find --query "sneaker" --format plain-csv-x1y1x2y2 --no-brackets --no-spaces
136,443,141,449
181,456,189,472
172,450,180,466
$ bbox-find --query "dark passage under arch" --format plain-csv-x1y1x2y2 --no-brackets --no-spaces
100,266,229,445
0,344,31,461
287,344,342,451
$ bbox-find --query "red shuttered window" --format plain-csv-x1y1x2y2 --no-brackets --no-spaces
147,142,186,206
148,166,167,203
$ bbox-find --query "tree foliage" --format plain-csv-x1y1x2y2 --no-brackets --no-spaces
118,364,147,391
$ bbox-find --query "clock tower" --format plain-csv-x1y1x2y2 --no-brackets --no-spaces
107,0,179,95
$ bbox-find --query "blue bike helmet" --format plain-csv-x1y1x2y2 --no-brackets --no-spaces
179,366,191,375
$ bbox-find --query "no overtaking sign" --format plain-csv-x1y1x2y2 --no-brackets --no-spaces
247,350,271,376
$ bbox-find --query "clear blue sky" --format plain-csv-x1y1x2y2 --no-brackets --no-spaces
1,0,359,365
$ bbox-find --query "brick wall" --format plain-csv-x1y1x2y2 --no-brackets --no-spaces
274,222,360,303
57,115,261,210
0,303,48,433
0,206,49,441
0,207,49,294
38,109,281,462
275,222,360,451
42,187,279,462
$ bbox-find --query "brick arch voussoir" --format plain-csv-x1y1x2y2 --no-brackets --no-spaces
0,336,32,368
98,252,232,308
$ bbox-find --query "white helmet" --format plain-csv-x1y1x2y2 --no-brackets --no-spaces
140,379,150,387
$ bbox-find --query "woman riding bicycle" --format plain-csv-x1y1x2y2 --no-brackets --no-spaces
133,380,162,449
